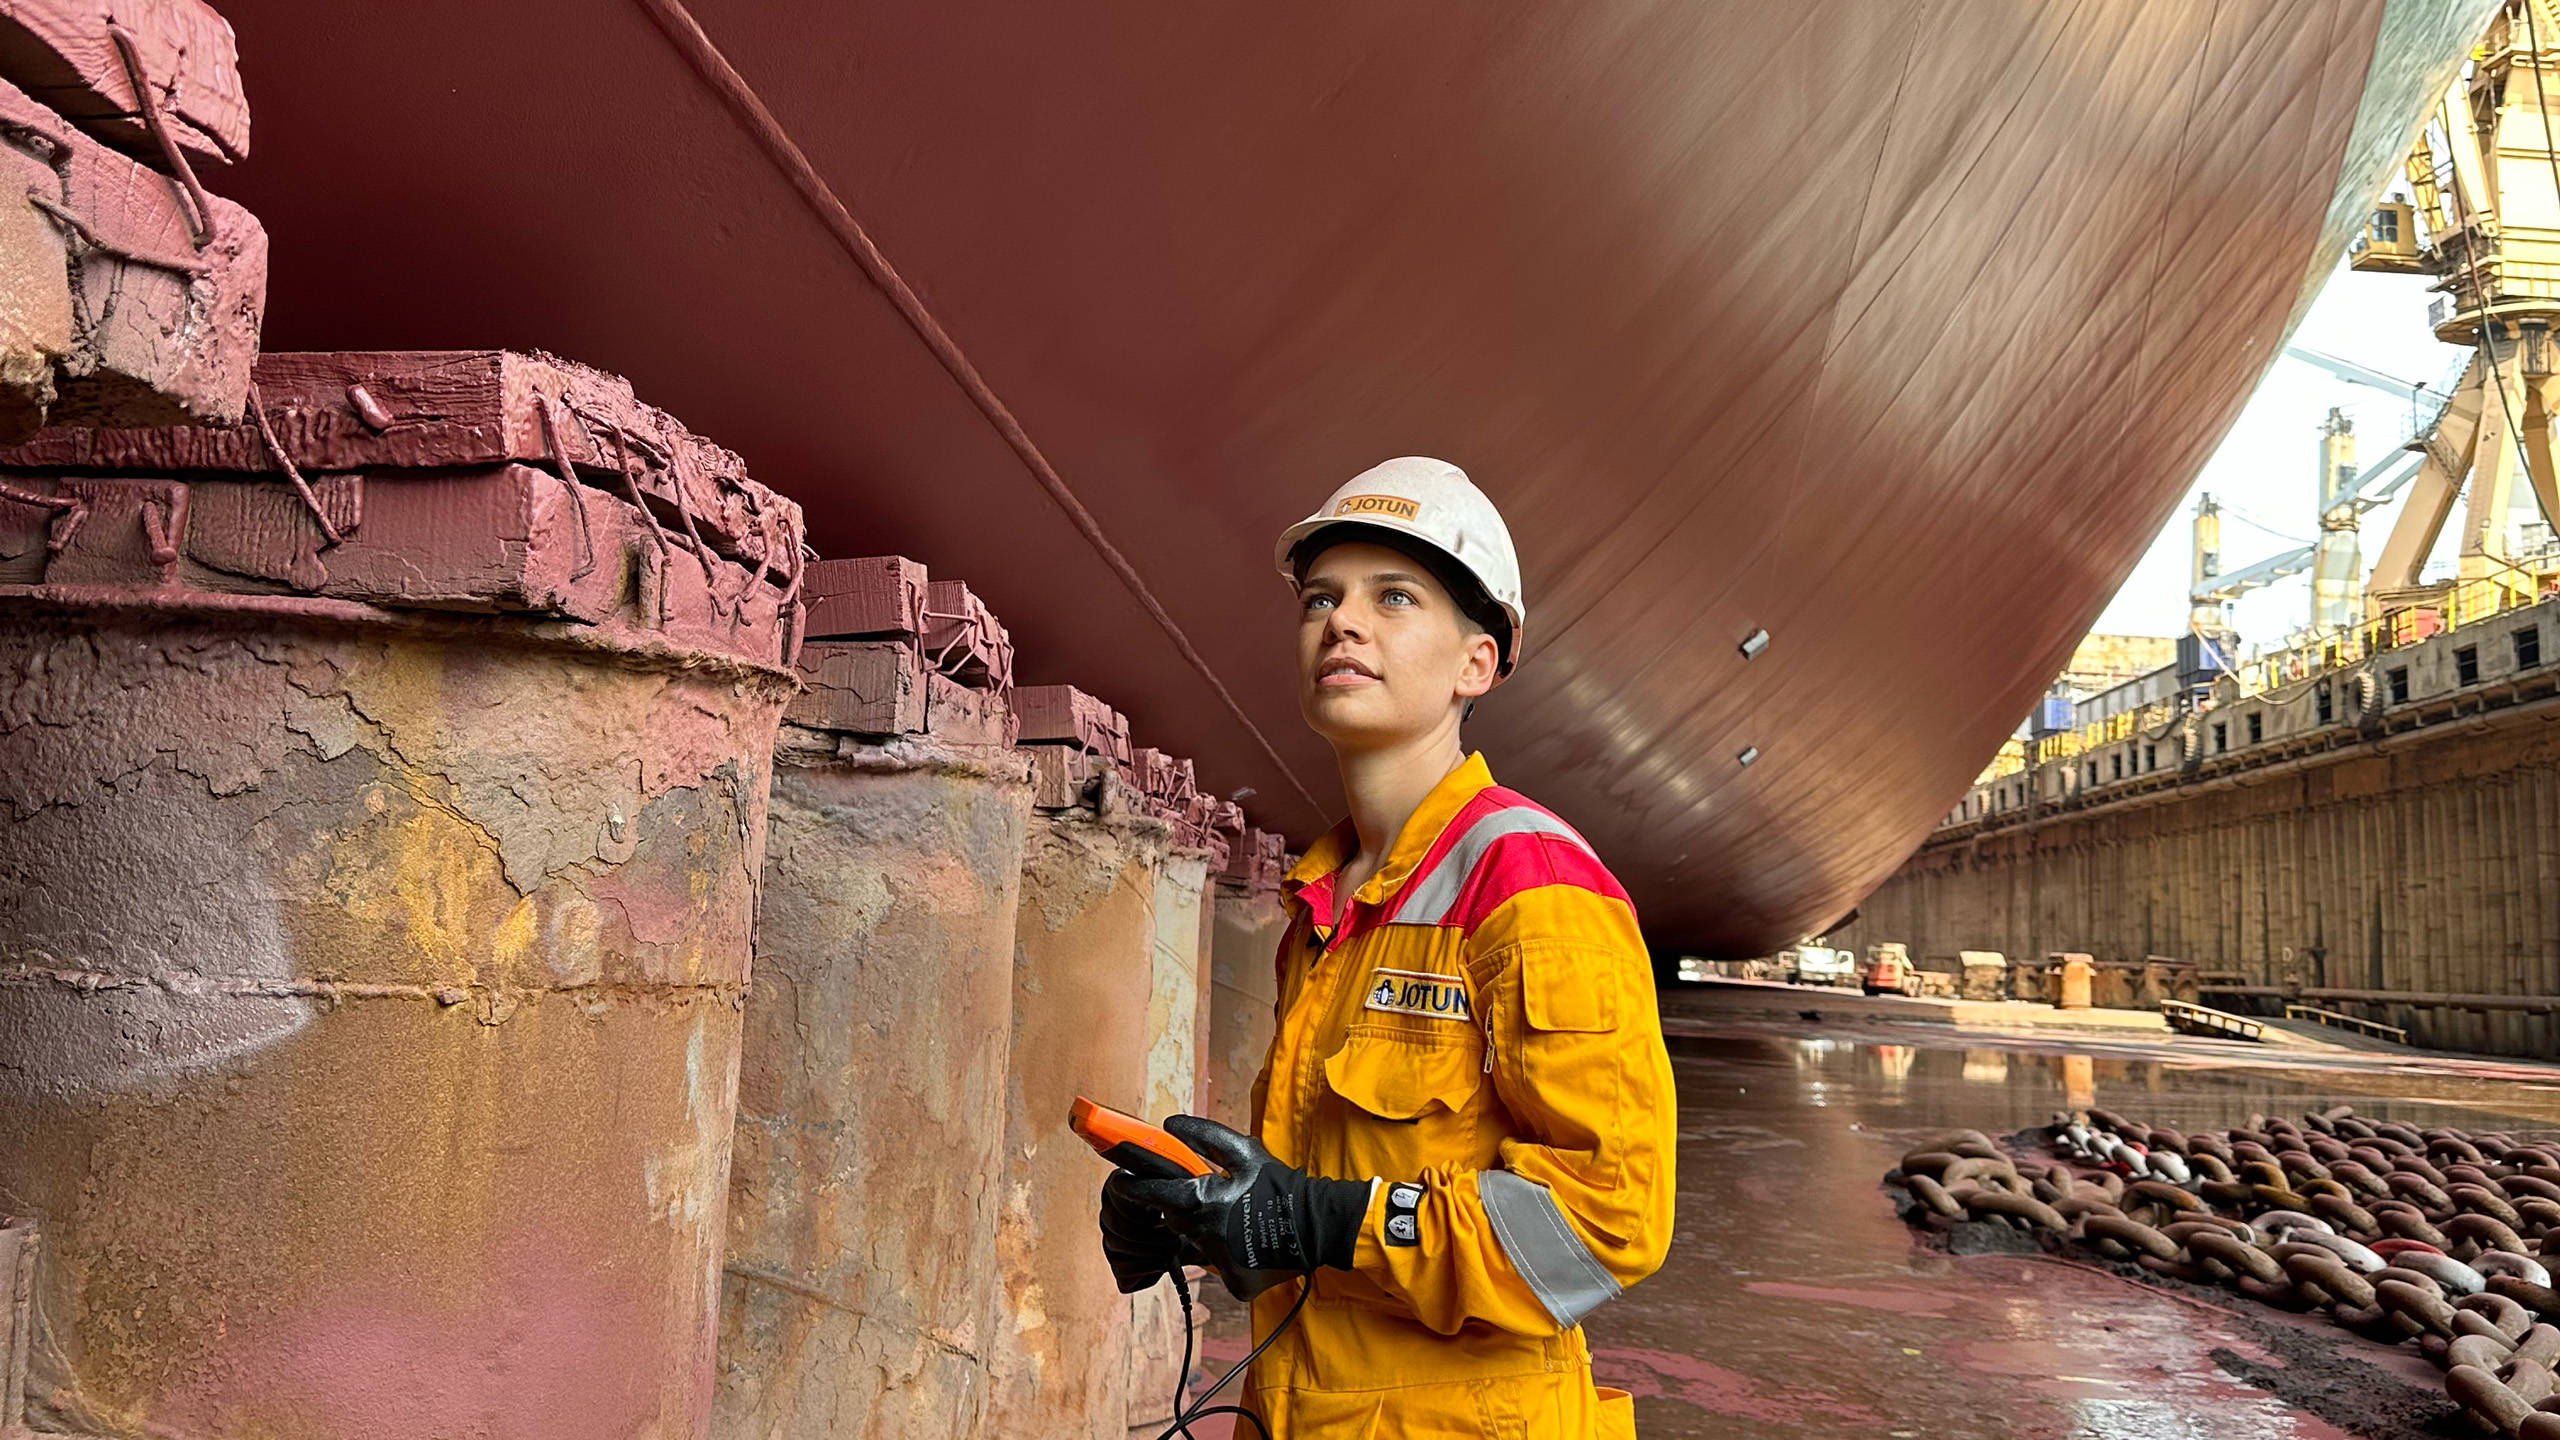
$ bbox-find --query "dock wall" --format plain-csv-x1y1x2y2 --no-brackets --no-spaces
1840,605,2560,1056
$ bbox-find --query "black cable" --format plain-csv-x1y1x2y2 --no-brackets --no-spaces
1149,1276,1309,1440
1170,1269,1194,1424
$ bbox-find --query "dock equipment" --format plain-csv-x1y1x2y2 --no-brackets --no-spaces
2284,1003,2412,1045
2161,1000,2267,1042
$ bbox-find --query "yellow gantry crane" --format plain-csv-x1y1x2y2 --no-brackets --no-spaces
2353,0,2560,613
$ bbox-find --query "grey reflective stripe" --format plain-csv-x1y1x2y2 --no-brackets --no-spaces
1476,1170,1621,1328
1390,806,1592,926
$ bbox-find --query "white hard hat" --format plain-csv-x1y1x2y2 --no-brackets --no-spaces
1274,456,1526,675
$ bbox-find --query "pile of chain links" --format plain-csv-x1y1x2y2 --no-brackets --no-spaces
1888,1105,2560,1438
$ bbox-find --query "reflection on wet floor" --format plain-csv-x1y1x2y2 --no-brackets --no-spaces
1586,1024,2560,1439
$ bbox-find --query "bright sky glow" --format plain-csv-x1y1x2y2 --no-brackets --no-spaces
2090,259,2485,651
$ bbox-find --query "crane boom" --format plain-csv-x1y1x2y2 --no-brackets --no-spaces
2282,342,2427,396
2191,543,2314,604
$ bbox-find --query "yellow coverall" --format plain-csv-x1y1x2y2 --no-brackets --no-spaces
1244,753,1676,1438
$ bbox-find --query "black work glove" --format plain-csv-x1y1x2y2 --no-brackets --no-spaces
1098,1170,1185,1294
1117,1114,1372,1301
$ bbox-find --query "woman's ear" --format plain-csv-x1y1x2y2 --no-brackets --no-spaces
1455,630,1500,700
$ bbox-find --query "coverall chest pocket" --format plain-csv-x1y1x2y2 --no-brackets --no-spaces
1319,1029,1484,1176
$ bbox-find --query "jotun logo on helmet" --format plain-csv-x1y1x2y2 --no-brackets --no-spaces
1331,493,1421,521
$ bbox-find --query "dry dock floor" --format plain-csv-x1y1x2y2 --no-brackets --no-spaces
1183,989,2560,1438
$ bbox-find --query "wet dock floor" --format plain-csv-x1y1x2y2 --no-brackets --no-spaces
1181,1012,2560,1437
1585,1018,2560,1438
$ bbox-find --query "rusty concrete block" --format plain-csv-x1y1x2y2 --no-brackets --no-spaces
922,576,1012,690
2,350,806,577
789,639,925,736
1142,853,1208,1141
1,1216,30,1433
718,742,1032,1440
1193,862,1217,1116
0,595,792,1436
1205,880,1287,1147
0,0,249,164
800,553,927,639
1127,848,1210,1428
0,72,263,436
986,805,1171,1439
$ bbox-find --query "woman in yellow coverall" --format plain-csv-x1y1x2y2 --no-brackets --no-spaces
1104,457,1677,1438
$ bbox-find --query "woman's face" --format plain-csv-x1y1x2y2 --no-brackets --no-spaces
1294,540,1497,752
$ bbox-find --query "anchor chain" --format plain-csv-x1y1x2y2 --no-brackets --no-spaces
1888,1105,2560,1437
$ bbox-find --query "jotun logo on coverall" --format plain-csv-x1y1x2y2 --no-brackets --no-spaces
1363,968,1472,1020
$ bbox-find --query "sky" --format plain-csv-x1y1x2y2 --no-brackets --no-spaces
2088,259,2481,653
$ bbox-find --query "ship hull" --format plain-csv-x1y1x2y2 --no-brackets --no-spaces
215,0,2488,950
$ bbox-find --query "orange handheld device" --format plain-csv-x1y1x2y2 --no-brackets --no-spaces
1069,1097,1216,1181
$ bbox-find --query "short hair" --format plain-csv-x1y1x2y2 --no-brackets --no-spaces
1288,523,1511,671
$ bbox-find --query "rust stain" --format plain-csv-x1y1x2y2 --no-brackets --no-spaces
0,600,789,1438
984,789,1170,1439
1203,881,1287,1133
715,732,1032,1440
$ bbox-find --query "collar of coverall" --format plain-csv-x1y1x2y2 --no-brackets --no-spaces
1283,750,1498,923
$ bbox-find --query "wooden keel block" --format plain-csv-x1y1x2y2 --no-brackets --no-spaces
23,466,647,621
1218,829,1287,891
1181,793,1230,868
41,476,183,586
789,639,926,737
1014,684,1128,759
801,554,927,639
925,669,1013,747
0,350,805,575
1027,744,1107,811
0,0,248,163
1130,746,1207,835
920,577,1012,690
0,73,262,434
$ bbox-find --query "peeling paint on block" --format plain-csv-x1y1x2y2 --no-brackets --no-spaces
0,596,790,1440
714,727,1031,1440
984,784,1168,1440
